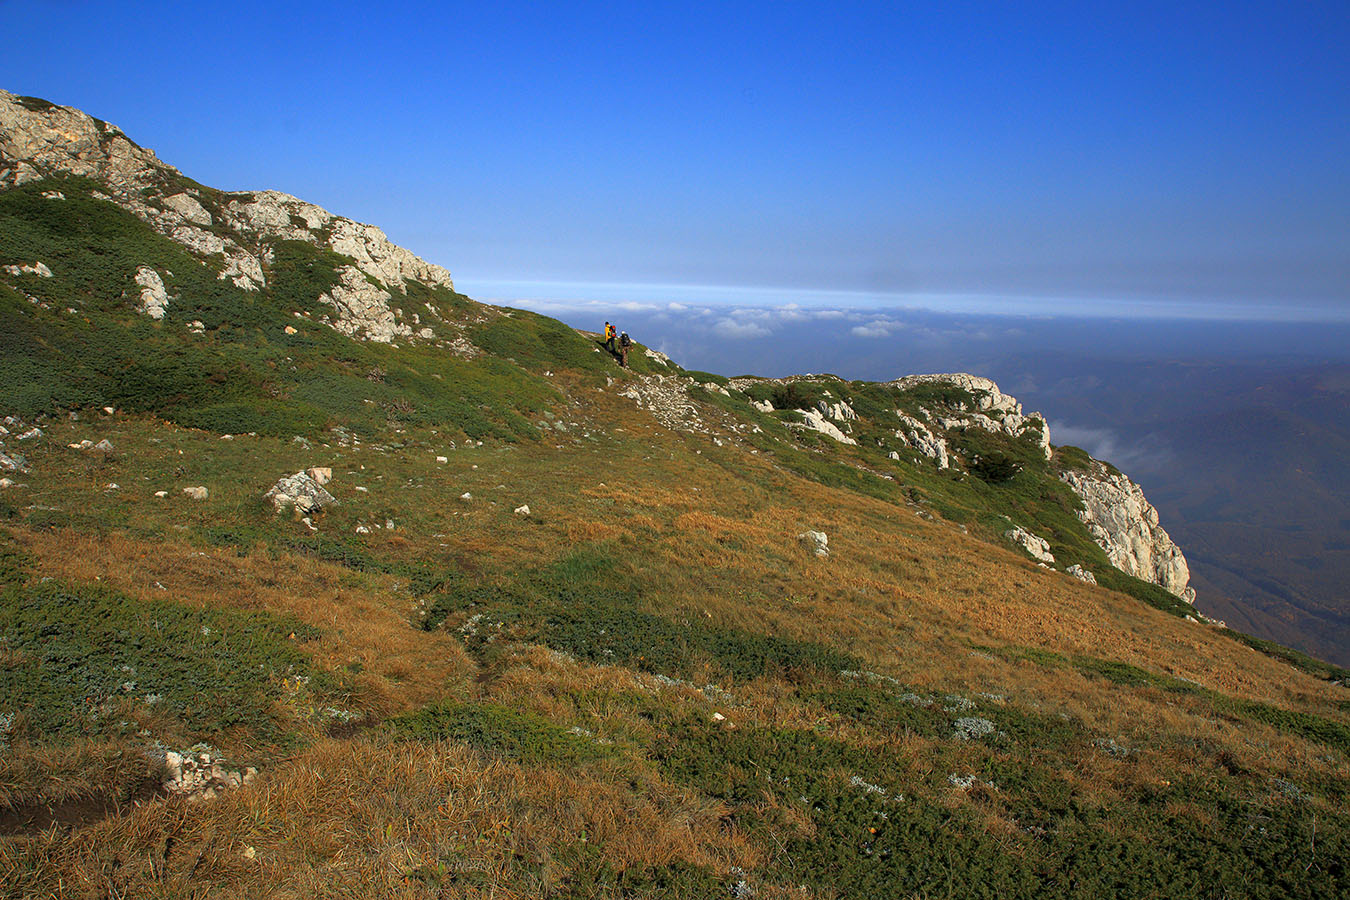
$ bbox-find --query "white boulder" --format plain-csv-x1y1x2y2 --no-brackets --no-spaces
264,472,337,514
798,530,829,557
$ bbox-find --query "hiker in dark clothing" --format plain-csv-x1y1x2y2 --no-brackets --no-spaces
604,322,616,353
619,331,631,367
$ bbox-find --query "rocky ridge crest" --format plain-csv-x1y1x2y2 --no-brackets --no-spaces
0,89,453,343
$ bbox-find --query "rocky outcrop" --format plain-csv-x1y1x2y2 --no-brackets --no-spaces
894,412,951,468
2,261,52,278
133,266,170,319
1066,564,1097,585
1005,525,1055,564
1062,461,1194,602
893,373,1051,461
797,407,857,445
0,89,453,342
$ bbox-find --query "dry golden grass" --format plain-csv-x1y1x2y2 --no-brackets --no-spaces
2,738,762,900
4,386,1348,897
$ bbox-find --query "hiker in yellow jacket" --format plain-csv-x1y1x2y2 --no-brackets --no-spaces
604,322,616,353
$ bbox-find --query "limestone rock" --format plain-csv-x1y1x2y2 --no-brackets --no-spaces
306,466,332,485
2,261,52,278
183,486,208,500
891,374,1051,461
1066,564,1098,585
158,746,255,800
818,399,857,421
750,399,774,413
1062,461,1194,602
1005,525,1055,564
0,449,25,473
514,504,531,516
795,407,857,445
264,472,336,514
162,192,212,225
321,265,410,343
133,266,170,319
895,413,951,469
798,530,829,557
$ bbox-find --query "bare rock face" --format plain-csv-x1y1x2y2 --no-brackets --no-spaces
1061,461,1194,602
0,89,454,343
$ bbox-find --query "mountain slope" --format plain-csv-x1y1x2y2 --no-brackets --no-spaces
2,91,1348,899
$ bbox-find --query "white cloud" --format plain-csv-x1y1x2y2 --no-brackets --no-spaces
851,322,893,338
713,316,774,339
1050,422,1173,473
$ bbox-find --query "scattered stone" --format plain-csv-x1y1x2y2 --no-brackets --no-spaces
0,478,14,488
102,406,115,414
95,438,114,452
157,745,257,800
460,492,472,500
514,504,530,516
306,466,332,485
355,525,370,534
1066,564,1098,585
18,427,41,440
105,483,119,491
284,325,298,334
1005,525,1055,564
154,490,168,498
798,530,829,557
264,472,337,514
436,455,447,463
183,486,208,500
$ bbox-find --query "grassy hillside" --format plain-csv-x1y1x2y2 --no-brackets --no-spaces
2,171,1349,897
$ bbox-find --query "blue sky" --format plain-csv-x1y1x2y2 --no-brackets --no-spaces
3,1,1347,318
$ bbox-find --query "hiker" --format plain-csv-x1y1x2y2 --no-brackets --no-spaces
619,331,631,367
604,322,616,353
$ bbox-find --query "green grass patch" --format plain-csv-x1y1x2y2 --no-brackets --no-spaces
0,554,317,743
386,700,604,765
